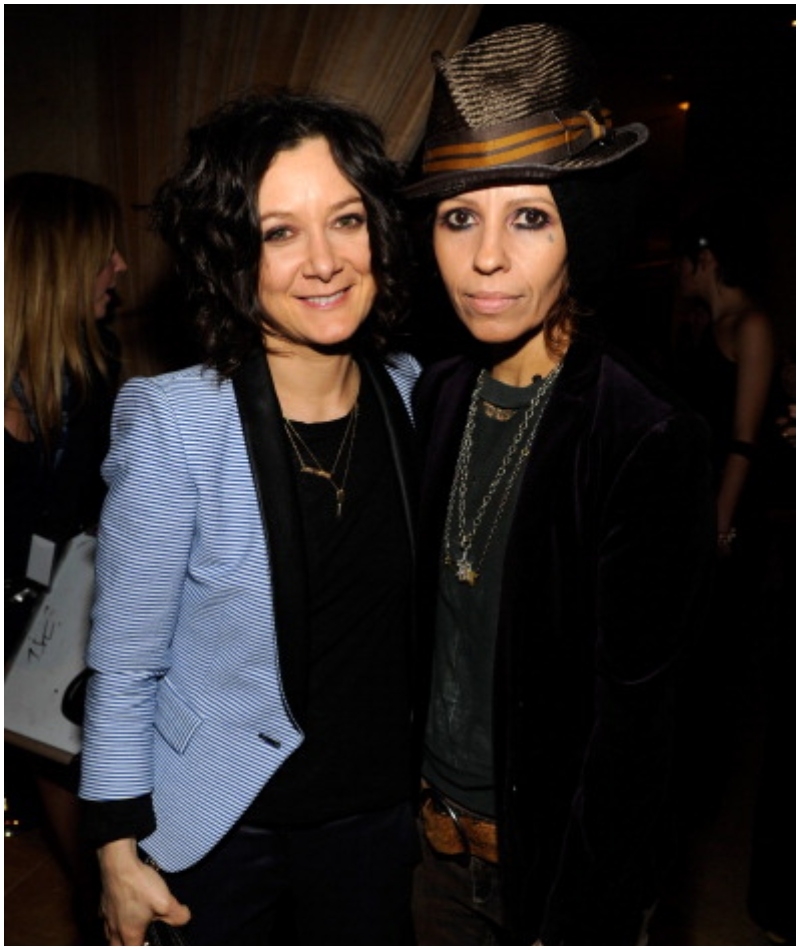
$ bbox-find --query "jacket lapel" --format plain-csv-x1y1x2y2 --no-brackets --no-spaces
416,343,599,597
232,351,310,727
360,355,419,562
417,358,478,566
512,334,599,530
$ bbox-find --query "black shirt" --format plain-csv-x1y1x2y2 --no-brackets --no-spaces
243,372,415,825
423,371,555,817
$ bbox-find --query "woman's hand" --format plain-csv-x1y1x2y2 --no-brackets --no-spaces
98,838,191,946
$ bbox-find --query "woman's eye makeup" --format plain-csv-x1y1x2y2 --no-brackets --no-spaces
438,208,475,230
437,206,554,231
513,207,551,230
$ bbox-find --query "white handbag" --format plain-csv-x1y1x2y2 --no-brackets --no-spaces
4,532,96,763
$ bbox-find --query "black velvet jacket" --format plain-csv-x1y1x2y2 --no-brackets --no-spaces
413,331,715,945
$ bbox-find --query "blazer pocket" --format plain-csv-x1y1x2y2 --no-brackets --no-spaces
154,678,203,754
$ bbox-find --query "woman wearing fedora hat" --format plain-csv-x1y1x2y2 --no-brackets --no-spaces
403,23,715,945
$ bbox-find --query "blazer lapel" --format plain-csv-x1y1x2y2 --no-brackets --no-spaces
513,334,599,523
416,359,479,611
360,355,419,562
418,359,478,557
232,351,310,726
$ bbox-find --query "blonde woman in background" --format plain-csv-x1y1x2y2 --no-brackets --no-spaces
5,171,127,941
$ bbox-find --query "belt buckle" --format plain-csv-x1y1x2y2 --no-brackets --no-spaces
420,784,498,864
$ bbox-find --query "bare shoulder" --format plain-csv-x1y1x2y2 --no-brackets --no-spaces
733,307,774,359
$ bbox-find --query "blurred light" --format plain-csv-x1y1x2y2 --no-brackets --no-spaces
678,101,691,112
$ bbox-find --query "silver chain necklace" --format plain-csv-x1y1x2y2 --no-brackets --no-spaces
443,364,561,586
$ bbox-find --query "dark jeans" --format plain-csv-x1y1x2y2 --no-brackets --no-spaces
412,819,511,946
413,820,655,946
165,801,419,945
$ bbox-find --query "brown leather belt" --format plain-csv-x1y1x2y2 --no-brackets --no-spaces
420,782,499,864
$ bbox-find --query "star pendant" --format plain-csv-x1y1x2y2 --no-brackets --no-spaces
455,556,479,587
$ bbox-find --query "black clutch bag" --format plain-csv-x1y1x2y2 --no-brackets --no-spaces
145,919,188,946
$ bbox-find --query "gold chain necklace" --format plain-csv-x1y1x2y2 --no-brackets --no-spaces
283,401,359,518
444,365,561,586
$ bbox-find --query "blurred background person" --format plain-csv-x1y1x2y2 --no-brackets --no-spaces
670,199,780,821
4,170,127,941
672,199,776,564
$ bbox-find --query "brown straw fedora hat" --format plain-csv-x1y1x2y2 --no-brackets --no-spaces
402,22,649,200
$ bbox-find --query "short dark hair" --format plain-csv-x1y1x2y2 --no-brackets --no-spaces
151,91,410,375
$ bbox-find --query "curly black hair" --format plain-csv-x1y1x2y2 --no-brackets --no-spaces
151,91,411,375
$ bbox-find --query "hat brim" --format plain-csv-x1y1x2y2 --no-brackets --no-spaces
400,122,648,200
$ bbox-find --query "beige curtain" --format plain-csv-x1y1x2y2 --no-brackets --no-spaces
6,5,480,374
166,5,478,161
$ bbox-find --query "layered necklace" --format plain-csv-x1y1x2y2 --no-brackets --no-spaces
443,364,562,586
283,400,359,518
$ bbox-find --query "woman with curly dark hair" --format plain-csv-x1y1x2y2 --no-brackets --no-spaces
79,91,421,946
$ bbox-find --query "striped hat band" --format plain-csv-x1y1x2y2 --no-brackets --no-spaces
422,107,612,174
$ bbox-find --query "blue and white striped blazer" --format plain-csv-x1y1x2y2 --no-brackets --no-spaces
79,350,420,871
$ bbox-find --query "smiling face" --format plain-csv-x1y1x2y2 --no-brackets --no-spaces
256,136,377,352
433,183,568,354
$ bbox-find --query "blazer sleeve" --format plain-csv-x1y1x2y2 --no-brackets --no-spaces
79,376,197,807
541,409,715,945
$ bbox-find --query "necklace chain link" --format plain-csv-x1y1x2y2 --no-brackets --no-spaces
444,365,561,586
